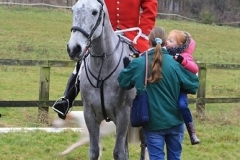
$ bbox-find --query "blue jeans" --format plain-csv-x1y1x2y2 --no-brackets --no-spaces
144,124,184,160
178,90,192,124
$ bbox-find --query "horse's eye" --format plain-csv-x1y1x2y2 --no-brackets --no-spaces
92,10,98,16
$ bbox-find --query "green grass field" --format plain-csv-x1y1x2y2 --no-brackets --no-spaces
0,6,240,160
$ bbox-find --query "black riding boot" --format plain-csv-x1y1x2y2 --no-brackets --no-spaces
186,122,200,145
52,62,81,119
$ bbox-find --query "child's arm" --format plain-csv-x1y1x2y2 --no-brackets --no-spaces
177,53,199,74
174,38,199,74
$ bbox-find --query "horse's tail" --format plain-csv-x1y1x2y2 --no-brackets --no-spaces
60,137,89,156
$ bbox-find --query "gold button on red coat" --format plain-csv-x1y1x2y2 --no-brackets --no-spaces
105,0,158,52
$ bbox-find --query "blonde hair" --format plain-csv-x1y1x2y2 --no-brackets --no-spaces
148,26,168,83
168,30,191,46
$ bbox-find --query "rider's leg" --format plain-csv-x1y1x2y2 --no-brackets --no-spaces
52,61,81,119
178,90,200,145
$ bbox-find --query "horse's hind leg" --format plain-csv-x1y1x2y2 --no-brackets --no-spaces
139,127,147,160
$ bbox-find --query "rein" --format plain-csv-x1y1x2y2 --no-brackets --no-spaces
89,37,119,58
84,37,123,88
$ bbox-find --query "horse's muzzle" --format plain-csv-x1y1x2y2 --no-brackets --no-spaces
67,43,82,61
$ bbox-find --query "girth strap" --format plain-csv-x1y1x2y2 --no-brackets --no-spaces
99,80,111,122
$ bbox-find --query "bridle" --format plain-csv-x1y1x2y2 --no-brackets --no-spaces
71,0,105,50
70,0,122,86
70,0,124,122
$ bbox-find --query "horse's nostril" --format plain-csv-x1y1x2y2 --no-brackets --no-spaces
67,44,81,56
73,44,81,54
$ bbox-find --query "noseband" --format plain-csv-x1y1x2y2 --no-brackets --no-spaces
71,0,105,49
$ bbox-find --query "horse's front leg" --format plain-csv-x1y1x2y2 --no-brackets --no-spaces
84,110,100,160
114,110,130,160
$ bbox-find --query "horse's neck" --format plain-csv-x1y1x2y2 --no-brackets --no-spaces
86,24,122,77
91,26,119,55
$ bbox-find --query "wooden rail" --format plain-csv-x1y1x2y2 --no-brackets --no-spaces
1,59,240,116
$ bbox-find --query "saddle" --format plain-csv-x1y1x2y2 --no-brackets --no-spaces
119,36,140,58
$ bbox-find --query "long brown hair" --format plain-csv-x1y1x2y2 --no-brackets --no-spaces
147,27,167,83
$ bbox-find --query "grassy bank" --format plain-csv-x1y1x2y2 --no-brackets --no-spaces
0,6,240,160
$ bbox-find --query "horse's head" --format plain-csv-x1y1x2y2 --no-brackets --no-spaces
67,0,105,61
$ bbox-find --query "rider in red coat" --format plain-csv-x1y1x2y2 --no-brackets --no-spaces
52,0,158,118
106,0,158,52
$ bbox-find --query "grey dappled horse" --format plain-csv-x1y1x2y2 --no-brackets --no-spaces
66,0,138,159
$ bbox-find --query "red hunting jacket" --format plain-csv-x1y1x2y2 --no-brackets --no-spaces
105,0,158,52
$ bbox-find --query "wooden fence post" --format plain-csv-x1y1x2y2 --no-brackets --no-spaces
196,63,207,116
38,66,50,123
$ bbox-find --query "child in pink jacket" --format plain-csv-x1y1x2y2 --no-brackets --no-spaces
166,30,200,145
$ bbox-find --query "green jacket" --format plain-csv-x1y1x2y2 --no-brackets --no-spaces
118,48,199,131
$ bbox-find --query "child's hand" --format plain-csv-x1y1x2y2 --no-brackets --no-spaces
174,54,184,64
